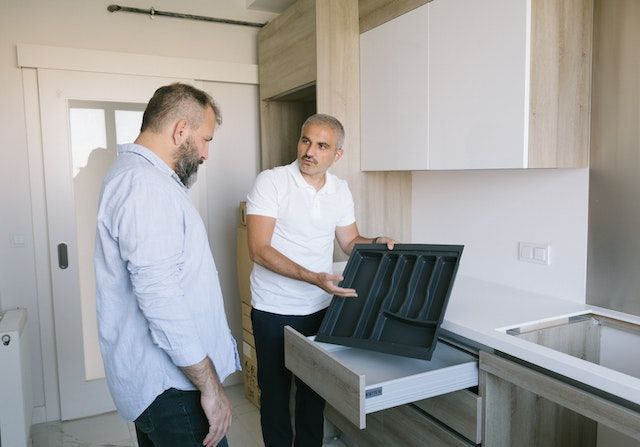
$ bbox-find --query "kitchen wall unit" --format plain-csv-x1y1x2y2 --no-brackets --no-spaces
257,0,411,249
361,0,593,171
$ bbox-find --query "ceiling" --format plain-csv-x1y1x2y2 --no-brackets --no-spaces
246,0,296,13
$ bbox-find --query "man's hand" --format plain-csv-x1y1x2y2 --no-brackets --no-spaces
201,389,232,447
180,357,231,447
314,272,357,297
374,236,396,250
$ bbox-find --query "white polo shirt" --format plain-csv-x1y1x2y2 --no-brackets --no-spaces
246,160,356,315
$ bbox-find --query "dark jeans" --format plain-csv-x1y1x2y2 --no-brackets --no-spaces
251,307,326,447
134,388,229,447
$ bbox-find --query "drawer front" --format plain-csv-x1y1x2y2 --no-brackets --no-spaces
413,389,482,444
326,403,474,447
284,326,478,429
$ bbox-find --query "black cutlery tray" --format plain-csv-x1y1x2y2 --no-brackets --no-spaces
316,244,464,360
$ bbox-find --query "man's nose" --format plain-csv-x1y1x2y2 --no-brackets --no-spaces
305,145,317,157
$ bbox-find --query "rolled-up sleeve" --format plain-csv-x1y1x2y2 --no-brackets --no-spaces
116,178,206,367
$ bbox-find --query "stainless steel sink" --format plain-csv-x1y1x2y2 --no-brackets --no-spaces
506,313,640,380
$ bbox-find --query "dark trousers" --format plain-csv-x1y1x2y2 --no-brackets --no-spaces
251,308,326,447
134,387,229,447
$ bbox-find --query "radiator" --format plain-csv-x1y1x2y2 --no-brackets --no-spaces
0,308,32,447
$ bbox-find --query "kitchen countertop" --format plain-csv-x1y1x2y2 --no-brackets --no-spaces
442,275,640,407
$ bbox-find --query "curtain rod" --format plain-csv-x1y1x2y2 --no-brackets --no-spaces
107,4,266,28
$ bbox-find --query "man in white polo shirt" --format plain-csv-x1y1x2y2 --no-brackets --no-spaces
246,114,395,447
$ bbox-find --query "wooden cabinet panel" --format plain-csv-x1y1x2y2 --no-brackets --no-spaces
414,389,482,444
258,0,316,100
480,351,640,445
326,403,474,447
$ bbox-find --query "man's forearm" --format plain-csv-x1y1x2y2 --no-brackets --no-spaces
252,244,318,285
180,356,223,397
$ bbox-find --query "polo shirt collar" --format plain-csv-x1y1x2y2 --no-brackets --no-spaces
287,159,337,194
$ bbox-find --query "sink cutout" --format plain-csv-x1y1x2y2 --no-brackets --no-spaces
507,313,640,380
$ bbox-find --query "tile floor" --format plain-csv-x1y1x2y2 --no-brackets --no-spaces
31,384,350,447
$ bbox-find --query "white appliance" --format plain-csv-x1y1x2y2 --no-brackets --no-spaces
0,308,32,447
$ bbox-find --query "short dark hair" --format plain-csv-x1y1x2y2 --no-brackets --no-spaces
302,114,345,149
140,83,222,133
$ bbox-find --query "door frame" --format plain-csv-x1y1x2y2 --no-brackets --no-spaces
21,44,258,422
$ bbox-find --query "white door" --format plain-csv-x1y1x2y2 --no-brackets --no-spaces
37,69,200,420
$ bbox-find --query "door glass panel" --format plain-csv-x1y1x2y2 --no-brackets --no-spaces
115,110,144,144
69,100,145,381
69,109,107,176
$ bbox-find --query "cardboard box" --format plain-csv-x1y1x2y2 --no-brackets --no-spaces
236,226,252,306
239,201,247,227
243,328,255,348
242,343,260,408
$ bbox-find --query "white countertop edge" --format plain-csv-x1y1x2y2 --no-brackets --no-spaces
443,320,640,406
441,276,640,407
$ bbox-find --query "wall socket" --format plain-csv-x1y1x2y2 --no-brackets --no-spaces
518,242,550,265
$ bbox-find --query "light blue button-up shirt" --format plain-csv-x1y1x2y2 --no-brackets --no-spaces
95,143,240,421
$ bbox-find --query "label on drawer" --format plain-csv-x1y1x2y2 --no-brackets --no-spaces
366,387,383,399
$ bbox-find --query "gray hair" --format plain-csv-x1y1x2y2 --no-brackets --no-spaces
141,83,222,133
302,114,345,149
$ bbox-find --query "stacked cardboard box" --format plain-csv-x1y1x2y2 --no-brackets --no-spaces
236,201,260,408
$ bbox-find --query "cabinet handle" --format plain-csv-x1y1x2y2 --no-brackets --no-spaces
57,243,69,269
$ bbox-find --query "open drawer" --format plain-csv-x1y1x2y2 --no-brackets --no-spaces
284,326,478,429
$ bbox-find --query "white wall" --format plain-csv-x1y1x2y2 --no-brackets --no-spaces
0,0,275,422
411,169,589,302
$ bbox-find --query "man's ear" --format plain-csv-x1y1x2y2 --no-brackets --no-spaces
172,119,189,146
334,148,344,161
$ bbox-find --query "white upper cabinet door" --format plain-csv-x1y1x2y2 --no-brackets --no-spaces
360,5,429,171
428,0,530,170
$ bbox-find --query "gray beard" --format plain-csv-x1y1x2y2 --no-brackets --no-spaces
174,139,201,188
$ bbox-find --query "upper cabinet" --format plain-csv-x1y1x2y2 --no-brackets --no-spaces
361,0,593,171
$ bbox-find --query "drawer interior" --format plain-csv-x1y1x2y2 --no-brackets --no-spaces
285,326,478,428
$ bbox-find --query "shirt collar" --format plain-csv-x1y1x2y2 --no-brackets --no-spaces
287,159,337,194
117,143,185,187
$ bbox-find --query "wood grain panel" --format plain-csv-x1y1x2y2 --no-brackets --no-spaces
259,99,315,169
528,0,593,168
258,0,316,99
236,225,252,305
359,0,430,33
480,358,596,447
257,0,412,255
326,403,473,447
480,351,640,442
413,389,482,444
284,326,365,428
317,0,412,249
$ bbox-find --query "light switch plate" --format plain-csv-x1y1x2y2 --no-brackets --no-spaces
518,242,550,265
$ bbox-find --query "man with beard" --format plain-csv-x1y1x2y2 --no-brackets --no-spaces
94,83,240,447
246,114,395,447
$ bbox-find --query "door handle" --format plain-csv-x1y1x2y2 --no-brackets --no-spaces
57,243,69,269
